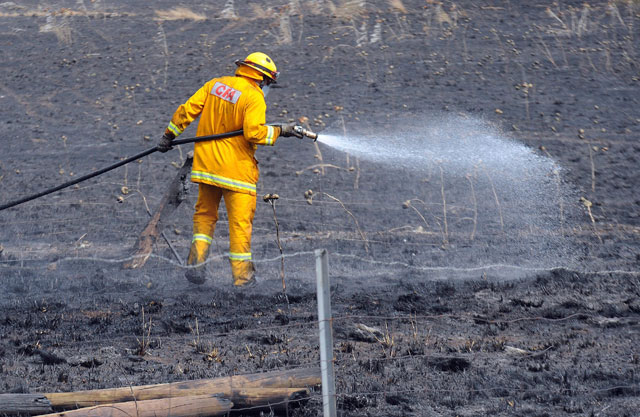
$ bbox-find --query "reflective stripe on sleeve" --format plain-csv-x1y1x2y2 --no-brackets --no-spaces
229,252,252,261
167,121,183,137
265,125,275,145
192,233,213,244
191,170,257,194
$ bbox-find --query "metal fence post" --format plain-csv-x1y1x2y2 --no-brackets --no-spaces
315,249,337,417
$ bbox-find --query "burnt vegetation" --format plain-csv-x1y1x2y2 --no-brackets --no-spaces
1,0,640,416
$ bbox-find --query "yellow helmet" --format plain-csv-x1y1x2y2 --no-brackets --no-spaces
235,52,279,83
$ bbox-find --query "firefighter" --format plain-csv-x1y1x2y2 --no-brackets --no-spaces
157,52,300,287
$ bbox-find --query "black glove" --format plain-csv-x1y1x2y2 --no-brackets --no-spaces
279,123,303,138
157,133,174,153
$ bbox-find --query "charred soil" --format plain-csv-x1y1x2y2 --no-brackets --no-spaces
1,1,639,416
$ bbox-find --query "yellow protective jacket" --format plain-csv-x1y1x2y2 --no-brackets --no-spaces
164,75,281,195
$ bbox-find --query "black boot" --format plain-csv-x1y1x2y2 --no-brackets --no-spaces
185,263,207,284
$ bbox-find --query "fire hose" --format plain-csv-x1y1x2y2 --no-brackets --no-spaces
0,126,318,212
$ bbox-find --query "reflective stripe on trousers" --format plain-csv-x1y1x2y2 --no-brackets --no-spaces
192,233,213,244
229,252,252,261
187,232,213,266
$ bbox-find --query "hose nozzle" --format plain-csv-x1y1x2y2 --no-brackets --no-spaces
293,126,318,141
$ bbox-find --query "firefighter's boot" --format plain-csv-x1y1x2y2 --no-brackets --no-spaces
230,259,257,288
185,233,212,284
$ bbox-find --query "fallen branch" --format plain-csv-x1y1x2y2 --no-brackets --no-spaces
124,152,193,268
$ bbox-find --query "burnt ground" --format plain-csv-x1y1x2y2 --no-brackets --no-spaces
0,0,639,416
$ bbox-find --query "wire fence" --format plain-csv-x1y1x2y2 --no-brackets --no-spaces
1,1,639,414
1,134,639,415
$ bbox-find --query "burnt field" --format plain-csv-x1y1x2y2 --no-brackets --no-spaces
1,1,639,416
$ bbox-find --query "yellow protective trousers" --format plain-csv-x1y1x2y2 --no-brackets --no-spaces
187,183,256,286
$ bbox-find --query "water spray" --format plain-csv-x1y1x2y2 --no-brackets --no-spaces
311,114,580,274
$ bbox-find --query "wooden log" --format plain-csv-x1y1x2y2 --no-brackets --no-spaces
227,387,309,411
0,394,52,415
0,388,310,416
124,152,193,269
37,395,231,417
44,367,320,409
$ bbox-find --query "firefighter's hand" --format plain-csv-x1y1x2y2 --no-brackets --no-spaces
279,123,303,138
157,134,174,153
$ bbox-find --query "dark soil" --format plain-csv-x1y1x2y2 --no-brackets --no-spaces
1,1,639,416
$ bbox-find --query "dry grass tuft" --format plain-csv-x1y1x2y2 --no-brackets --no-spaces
278,13,293,44
544,4,592,37
330,0,367,19
435,4,453,26
155,7,206,21
135,307,153,356
389,0,407,14
250,4,276,19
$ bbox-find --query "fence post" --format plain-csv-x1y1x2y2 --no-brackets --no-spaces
315,249,337,417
